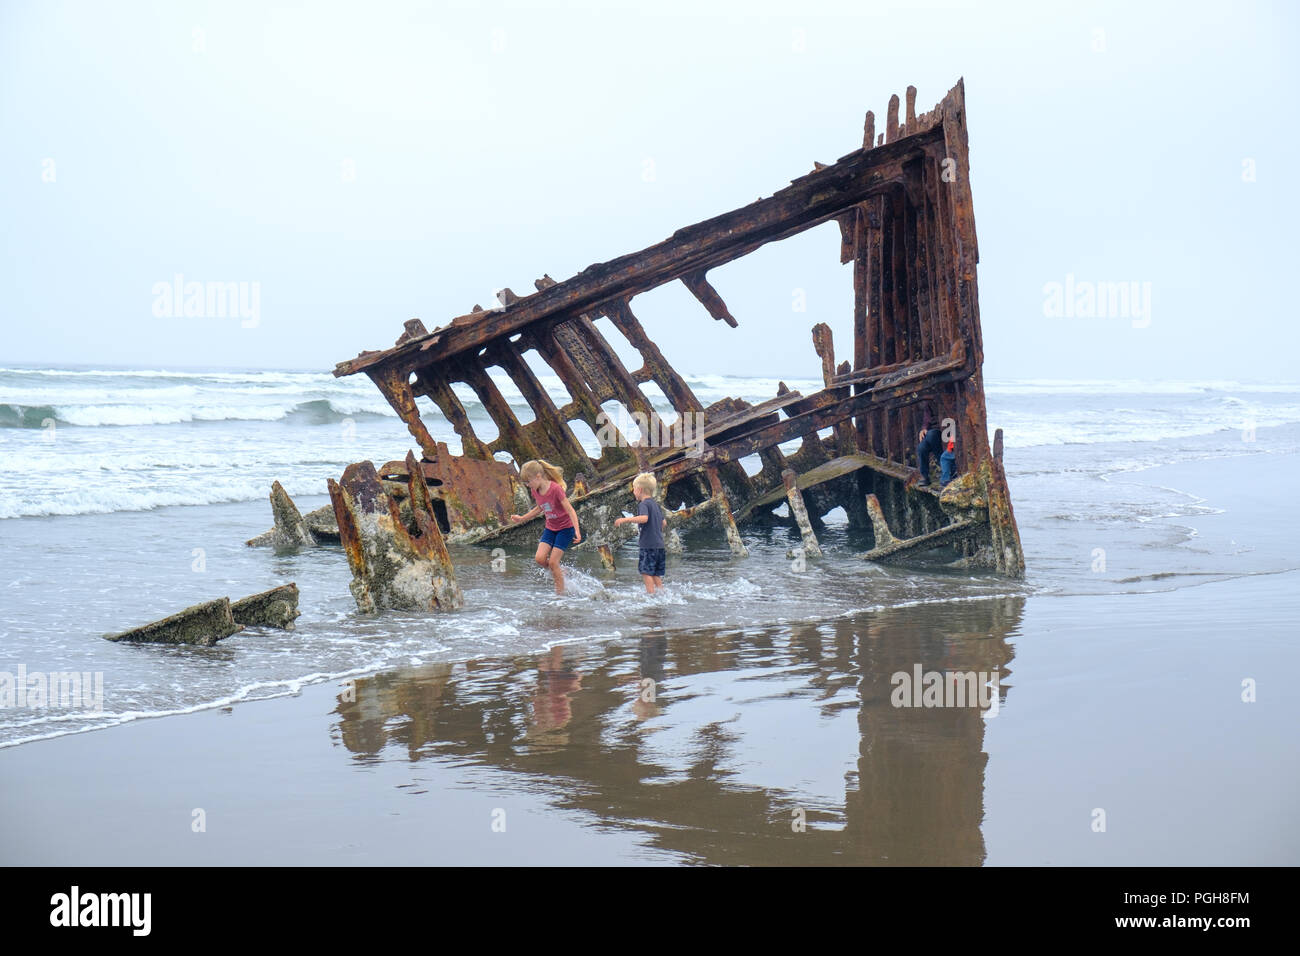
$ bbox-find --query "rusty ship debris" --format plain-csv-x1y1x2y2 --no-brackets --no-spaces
327,79,1024,607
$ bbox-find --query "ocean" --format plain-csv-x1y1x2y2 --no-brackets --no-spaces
2,366,1298,755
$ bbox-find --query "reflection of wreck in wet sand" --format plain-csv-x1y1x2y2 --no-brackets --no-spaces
321,80,1023,606
333,596,1021,865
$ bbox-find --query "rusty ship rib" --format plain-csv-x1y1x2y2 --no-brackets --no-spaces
332,79,1025,580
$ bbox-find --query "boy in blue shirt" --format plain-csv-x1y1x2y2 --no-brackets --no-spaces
614,472,668,594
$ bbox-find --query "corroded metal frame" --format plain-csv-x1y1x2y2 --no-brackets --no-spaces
334,80,1024,577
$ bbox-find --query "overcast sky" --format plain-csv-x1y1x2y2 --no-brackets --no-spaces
2,0,1296,381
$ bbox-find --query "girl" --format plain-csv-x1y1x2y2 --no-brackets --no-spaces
509,460,582,595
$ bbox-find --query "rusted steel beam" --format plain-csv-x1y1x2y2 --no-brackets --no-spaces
681,270,739,328
484,338,592,475
457,362,541,467
811,323,856,455
333,136,933,381
861,196,887,458
832,355,926,388
885,190,909,459
704,391,805,437
736,452,885,520
532,322,606,415
938,87,981,371
902,161,933,362
705,466,748,557
572,315,663,440
939,80,980,278
535,276,686,451
812,322,836,384
420,372,492,461
603,298,703,415
530,323,635,472
892,189,912,363
865,195,885,372
919,154,948,358
851,203,870,376
898,189,921,365
837,208,856,265
862,509,980,563
986,452,1024,577
369,366,442,463
782,468,822,558
864,493,898,548
550,315,618,403
926,151,958,354
880,193,899,370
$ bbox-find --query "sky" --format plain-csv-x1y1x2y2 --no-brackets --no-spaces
1,0,1296,381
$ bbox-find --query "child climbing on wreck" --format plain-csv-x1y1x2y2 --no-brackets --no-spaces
509,460,581,595
614,472,668,595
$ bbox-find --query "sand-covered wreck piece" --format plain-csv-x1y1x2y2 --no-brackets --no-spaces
246,482,339,547
104,597,242,646
230,583,302,630
105,583,301,645
333,80,1024,577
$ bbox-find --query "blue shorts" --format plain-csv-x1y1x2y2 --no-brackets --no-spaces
540,526,575,551
638,548,666,577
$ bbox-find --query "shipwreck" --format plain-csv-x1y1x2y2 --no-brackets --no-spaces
323,80,1024,610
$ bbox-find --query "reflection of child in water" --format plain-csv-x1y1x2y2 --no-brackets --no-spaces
530,646,582,737
632,633,667,721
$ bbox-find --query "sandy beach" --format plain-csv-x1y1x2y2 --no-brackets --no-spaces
3,446,1294,866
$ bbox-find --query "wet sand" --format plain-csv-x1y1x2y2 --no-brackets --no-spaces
2,450,1296,866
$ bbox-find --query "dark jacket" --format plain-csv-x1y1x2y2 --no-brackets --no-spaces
921,402,938,434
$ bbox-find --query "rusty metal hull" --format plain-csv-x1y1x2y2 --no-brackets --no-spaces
333,80,1024,577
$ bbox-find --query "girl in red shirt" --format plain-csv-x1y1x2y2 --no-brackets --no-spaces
509,460,582,594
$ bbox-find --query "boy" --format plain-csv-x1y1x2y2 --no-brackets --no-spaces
614,473,668,594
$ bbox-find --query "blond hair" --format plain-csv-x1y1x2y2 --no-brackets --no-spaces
520,459,566,493
632,472,657,496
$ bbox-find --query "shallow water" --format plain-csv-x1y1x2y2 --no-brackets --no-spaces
332,597,1024,865
1,370,1298,753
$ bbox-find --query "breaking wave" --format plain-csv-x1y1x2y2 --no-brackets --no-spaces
0,398,396,428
